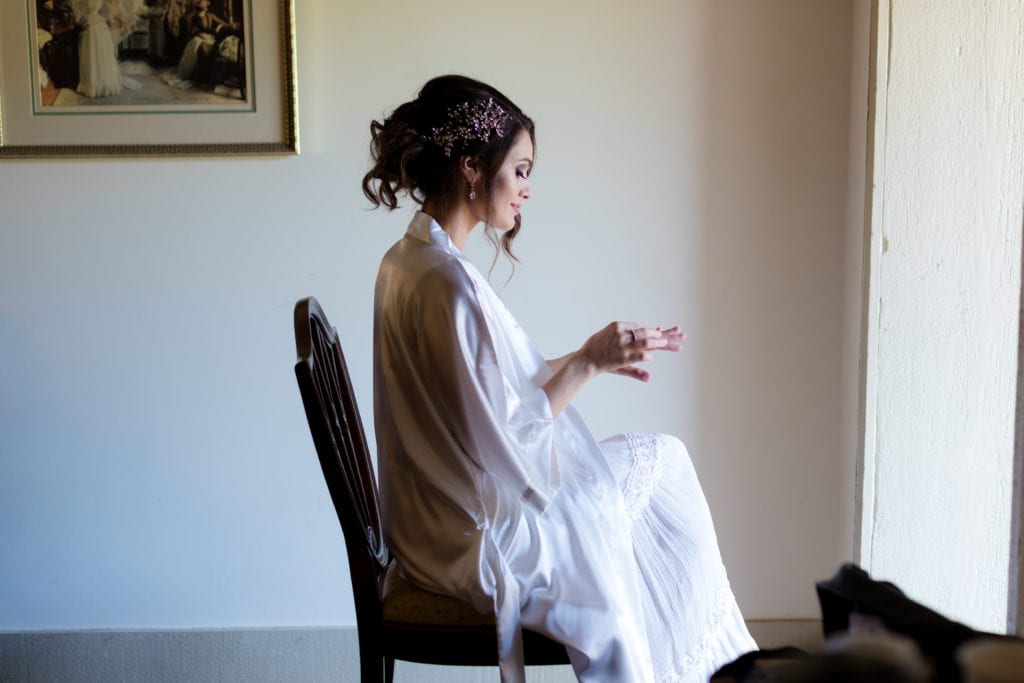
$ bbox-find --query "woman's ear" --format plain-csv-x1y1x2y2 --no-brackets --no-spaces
459,155,480,185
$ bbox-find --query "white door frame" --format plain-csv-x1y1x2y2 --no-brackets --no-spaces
1011,213,1024,636
854,0,889,571
860,0,1024,636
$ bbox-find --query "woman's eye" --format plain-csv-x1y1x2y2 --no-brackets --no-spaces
516,169,529,179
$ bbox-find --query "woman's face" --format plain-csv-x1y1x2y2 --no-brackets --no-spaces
485,129,533,231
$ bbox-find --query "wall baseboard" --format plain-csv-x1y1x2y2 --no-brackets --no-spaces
0,620,821,682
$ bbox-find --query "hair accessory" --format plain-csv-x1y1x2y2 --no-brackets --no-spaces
431,97,511,157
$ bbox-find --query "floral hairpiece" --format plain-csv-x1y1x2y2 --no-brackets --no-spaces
430,97,511,157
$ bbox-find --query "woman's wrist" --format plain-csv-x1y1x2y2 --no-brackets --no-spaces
567,348,599,381
541,349,598,418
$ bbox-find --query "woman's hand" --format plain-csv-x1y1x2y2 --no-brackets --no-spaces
543,322,685,417
579,322,685,382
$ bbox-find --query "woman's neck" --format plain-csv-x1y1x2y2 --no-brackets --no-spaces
422,200,479,252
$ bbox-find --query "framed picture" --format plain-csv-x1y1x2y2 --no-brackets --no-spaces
0,0,298,157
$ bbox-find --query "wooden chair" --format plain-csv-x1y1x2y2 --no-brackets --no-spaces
293,296,570,682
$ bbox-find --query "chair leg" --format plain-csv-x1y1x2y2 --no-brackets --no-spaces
359,638,385,683
384,656,395,683
360,653,385,683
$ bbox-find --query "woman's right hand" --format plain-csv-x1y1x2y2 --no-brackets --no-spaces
543,322,684,417
578,322,684,382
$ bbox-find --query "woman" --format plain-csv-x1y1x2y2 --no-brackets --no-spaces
75,0,124,97
170,0,228,86
72,0,139,98
364,75,756,683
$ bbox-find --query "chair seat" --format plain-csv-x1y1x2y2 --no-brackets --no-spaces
379,560,570,667
381,561,494,628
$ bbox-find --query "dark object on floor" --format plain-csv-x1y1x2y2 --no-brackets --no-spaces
713,644,932,683
759,650,929,682
292,296,570,683
816,563,1016,683
711,646,810,682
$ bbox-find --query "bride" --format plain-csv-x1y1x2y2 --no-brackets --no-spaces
363,75,758,683
74,0,139,98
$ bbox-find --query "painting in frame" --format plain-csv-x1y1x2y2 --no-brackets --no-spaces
0,0,298,157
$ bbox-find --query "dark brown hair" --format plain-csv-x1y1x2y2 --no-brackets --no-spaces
362,75,535,262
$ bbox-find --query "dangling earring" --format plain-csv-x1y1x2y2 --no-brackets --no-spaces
469,180,476,201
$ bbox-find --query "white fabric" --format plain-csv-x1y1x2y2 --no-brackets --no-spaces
76,0,124,98
373,211,757,682
177,33,216,79
73,0,141,97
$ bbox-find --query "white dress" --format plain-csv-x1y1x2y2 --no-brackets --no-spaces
373,211,757,682
76,0,123,98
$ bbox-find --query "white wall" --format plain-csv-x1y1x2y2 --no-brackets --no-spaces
0,0,858,632
680,0,858,618
864,0,1024,633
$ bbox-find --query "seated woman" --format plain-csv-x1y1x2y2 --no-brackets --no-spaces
363,75,758,683
37,0,80,90
166,0,232,88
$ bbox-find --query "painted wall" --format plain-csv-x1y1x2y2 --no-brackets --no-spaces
864,0,1024,632
0,0,858,632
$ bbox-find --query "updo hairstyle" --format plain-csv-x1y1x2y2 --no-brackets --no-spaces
362,75,535,260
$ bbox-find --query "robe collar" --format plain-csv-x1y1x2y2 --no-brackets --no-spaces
407,211,461,255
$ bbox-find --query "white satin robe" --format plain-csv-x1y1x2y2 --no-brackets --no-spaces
373,212,756,682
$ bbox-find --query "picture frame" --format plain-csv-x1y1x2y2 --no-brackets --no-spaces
0,0,298,157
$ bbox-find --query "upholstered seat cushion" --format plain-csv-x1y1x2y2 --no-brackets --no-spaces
381,561,495,627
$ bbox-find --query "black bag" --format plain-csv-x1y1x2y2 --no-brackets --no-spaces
815,563,1013,683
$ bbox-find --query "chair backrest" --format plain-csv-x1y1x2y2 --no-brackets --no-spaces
293,296,389,624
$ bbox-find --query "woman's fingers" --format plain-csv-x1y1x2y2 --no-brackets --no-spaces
612,365,651,382
590,322,686,377
658,325,686,352
660,324,686,342
623,325,685,352
617,322,639,349
623,325,657,348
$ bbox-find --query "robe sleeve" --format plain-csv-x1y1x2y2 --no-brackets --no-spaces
412,262,559,513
